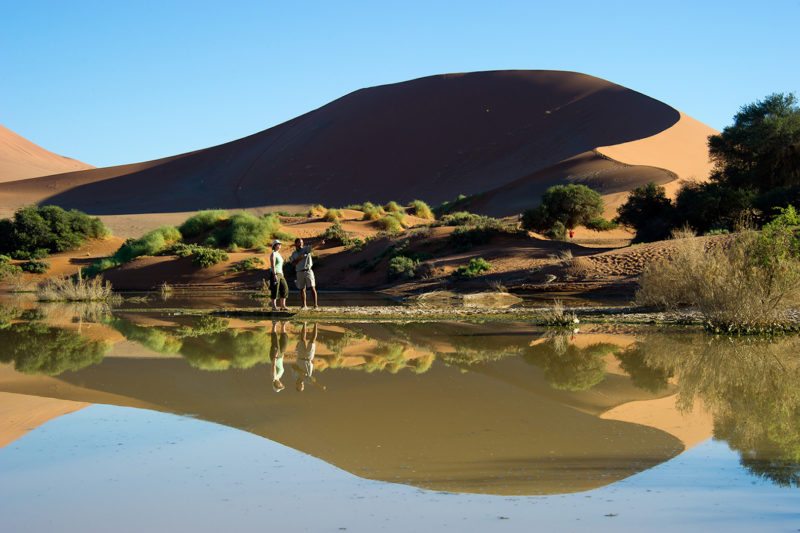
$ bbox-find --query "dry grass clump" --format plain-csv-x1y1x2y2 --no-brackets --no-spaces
323,208,343,221
541,299,579,328
636,210,800,333
309,204,327,217
38,270,117,302
407,200,434,220
361,202,386,221
383,201,402,212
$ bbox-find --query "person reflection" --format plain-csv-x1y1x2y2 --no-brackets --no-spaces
270,320,288,392
292,322,326,392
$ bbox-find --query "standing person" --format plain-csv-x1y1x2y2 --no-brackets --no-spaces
289,237,325,310
268,239,288,311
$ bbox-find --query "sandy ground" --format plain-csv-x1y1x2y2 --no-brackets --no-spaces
0,391,89,448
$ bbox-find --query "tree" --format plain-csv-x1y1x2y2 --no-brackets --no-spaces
522,184,604,233
709,92,800,191
616,182,677,241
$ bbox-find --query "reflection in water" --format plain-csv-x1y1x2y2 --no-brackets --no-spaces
523,334,617,391
0,318,110,376
628,333,800,488
1,302,799,493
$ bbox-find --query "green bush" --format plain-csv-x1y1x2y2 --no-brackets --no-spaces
407,200,434,220
383,201,402,212
230,256,264,272
434,194,474,216
323,208,343,221
584,217,618,231
388,256,419,280
192,247,229,268
213,212,269,248
0,262,22,281
361,202,386,221
454,257,492,277
0,205,109,259
21,259,50,273
0,254,11,264
545,221,567,240
522,184,604,233
84,225,181,276
178,210,228,239
376,213,404,233
449,225,491,250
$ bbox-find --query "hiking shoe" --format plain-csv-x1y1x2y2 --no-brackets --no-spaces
300,306,308,311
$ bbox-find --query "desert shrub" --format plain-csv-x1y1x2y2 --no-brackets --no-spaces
320,220,355,246
230,256,264,272
388,256,419,280
309,204,327,216
254,244,268,254
406,226,431,241
0,254,10,264
540,299,579,327
119,226,182,263
438,211,501,229
361,202,385,221
522,184,604,233
0,262,22,281
636,207,800,333
37,270,115,301
454,257,492,277
178,210,228,239
376,213,404,233
0,205,109,259
616,182,676,241
191,247,229,268
434,193,475,216
383,201,402,212
544,221,567,240
450,225,491,250
21,259,50,273
407,200,434,220
213,212,268,248
323,208,343,221
584,217,618,231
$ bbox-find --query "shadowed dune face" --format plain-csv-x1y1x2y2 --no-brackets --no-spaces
0,125,93,183
0,70,679,216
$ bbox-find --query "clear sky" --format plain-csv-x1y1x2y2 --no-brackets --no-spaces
2,0,798,168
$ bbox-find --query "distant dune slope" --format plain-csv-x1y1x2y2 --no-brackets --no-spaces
0,125,93,182
0,70,710,218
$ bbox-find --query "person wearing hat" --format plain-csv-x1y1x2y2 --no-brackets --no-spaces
268,239,288,311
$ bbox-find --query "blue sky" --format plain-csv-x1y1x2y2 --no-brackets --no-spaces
2,0,798,168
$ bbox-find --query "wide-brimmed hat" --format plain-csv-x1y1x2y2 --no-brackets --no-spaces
272,239,282,245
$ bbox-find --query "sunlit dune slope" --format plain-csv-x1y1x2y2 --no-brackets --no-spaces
0,70,686,218
0,125,93,182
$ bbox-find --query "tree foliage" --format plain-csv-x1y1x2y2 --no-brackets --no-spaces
0,205,109,259
709,92,800,191
522,184,604,233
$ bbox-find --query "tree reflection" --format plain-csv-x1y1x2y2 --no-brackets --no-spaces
0,321,110,375
522,335,618,391
108,316,272,370
632,332,800,487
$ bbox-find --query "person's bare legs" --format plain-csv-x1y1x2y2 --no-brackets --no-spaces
310,287,318,308
300,288,307,308
311,322,318,341
279,296,287,310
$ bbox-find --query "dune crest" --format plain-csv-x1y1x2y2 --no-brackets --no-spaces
0,125,93,183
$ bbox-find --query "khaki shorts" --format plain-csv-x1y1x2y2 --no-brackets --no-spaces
296,269,315,289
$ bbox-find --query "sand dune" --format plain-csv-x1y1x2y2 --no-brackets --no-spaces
0,71,687,223
0,125,93,183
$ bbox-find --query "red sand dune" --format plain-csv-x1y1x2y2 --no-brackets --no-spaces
0,125,93,182
0,70,709,222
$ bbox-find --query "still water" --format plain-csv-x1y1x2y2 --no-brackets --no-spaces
0,299,798,531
